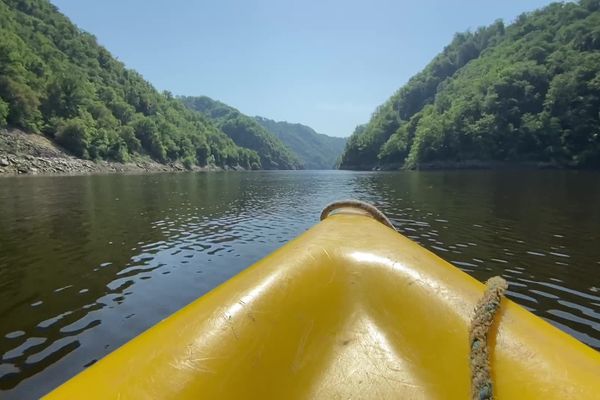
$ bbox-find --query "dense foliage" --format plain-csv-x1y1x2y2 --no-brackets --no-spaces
0,0,260,169
254,117,346,169
340,0,600,169
180,96,301,170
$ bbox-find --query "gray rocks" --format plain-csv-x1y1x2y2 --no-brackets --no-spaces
1,129,231,176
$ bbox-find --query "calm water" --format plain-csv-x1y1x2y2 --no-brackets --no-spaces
0,170,599,398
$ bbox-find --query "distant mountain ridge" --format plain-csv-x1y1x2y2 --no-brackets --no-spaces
254,117,347,169
180,96,301,170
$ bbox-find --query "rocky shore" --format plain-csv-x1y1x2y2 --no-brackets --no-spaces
0,129,226,176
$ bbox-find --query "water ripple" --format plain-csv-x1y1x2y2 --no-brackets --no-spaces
0,170,599,399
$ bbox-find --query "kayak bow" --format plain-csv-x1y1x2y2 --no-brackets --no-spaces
45,202,600,399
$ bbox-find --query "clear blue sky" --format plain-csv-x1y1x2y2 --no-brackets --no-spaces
51,0,555,137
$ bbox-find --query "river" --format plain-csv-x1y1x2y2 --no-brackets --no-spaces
0,170,599,398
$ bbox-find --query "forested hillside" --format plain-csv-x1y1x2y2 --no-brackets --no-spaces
340,0,600,169
254,116,346,169
0,0,260,169
180,96,301,170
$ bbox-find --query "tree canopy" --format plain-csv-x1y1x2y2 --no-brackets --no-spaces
339,0,600,169
254,116,346,169
180,96,301,170
0,0,260,169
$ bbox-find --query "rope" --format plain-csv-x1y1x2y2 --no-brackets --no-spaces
469,276,508,400
320,199,396,230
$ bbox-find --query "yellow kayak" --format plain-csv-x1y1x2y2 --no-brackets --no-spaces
45,202,600,399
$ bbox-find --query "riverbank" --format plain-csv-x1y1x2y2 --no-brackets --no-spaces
410,160,562,170
354,160,566,171
0,129,229,176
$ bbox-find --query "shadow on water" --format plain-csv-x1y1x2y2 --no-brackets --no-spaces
0,170,598,398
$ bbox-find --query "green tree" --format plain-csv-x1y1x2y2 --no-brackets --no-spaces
340,0,600,169
56,117,92,158
0,98,9,128
180,96,302,170
0,0,271,169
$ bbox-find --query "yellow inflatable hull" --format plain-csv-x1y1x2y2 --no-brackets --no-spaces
46,209,600,399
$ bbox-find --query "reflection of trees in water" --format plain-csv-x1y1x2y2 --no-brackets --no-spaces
0,173,250,390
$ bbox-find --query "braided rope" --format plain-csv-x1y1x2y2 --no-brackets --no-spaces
320,199,396,230
469,276,508,400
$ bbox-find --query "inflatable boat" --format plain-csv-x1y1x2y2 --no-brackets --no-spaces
45,201,600,399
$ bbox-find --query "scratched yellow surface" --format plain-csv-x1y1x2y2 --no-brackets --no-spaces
45,210,600,399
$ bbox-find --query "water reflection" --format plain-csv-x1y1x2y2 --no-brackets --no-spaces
0,170,598,398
